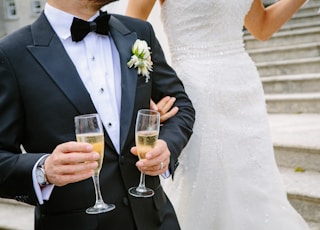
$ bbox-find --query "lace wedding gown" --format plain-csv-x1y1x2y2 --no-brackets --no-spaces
160,0,310,229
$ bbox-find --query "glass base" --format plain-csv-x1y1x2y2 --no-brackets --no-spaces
128,187,154,198
86,202,115,214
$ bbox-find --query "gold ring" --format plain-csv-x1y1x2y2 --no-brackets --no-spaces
160,162,164,170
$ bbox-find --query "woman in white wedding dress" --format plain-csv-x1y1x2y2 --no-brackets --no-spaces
125,0,310,229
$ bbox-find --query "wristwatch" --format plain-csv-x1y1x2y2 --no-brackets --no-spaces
36,157,50,186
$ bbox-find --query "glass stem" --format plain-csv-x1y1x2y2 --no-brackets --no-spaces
137,172,147,192
92,174,104,205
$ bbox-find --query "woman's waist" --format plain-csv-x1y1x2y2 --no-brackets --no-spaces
169,40,245,61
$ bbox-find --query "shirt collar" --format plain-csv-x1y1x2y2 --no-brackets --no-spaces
44,3,100,41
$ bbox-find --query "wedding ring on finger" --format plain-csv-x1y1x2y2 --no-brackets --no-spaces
159,162,164,170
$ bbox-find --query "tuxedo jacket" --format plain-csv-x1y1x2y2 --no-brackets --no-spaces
0,12,195,230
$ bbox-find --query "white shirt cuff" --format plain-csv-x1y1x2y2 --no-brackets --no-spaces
161,169,170,179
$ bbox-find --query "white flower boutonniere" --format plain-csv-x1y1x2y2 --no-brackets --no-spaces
127,39,153,83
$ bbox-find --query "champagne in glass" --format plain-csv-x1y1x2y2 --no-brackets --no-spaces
128,109,160,198
136,130,158,159
74,113,115,214
76,133,104,174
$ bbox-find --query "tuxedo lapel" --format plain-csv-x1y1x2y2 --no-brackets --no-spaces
27,13,96,115
109,16,139,152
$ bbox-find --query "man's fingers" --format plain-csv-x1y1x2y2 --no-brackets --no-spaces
56,141,93,153
52,170,95,187
53,161,98,175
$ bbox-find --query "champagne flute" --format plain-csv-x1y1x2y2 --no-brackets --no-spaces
128,109,160,198
74,113,115,214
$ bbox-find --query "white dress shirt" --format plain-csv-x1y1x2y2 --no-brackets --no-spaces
44,4,122,152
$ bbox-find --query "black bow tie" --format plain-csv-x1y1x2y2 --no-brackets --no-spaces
70,12,110,42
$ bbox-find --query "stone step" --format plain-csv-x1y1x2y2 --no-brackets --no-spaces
287,0,320,22
280,167,320,225
244,20,320,44
0,198,33,230
275,145,320,172
244,27,320,50
256,57,320,77
270,113,320,170
248,41,320,63
282,20,320,33
287,10,320,26
261,73,320,94
265,92,320,113
294,0,320,16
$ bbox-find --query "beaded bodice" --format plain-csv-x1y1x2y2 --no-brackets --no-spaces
161,0,253,61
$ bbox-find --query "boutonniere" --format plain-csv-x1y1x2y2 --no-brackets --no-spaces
127,39,153,83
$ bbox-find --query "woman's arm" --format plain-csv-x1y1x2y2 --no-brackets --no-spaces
126,0,157,20
245,0,307,41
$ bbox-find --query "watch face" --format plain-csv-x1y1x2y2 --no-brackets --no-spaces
36,167,46,185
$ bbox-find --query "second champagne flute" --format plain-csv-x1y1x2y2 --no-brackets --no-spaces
75,113,115,214
128,109,160,198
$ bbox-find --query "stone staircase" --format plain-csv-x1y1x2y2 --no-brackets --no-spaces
244,0,320,229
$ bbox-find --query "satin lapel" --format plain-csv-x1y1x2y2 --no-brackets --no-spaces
26,13,116,151
109,16,138,152
27,14,96,114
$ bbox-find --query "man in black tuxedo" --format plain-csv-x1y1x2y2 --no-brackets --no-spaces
0,0,195,229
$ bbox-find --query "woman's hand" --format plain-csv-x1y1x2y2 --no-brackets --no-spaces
150,96,179,123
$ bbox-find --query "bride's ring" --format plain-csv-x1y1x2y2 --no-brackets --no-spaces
159,162,164,170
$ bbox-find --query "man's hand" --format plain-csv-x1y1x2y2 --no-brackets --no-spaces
131,139,170,176
44,142,100,186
